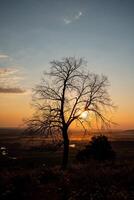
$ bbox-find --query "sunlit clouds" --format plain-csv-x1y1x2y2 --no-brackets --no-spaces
0,52,31,126
0,67,26,94
64,11,83,24
0,54,9,59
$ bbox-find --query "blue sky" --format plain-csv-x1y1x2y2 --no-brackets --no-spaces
0,0,134,128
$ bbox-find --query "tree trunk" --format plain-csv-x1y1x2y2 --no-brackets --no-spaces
62,127,69,170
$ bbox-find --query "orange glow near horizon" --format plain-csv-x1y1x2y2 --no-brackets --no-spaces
0,93,134,130
0,93,33,127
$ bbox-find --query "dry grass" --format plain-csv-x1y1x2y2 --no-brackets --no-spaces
0,157,134,199
0,129,134,199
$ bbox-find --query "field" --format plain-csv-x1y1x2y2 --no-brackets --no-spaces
0,128,134,199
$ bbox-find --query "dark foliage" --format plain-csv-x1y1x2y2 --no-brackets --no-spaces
76,135,116,161
1,160,134,200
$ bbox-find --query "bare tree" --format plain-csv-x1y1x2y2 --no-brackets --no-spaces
26,57,114,169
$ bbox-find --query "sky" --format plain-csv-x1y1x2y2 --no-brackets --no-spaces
0,0,134,129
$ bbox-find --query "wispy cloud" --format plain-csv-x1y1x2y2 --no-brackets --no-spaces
0,67,26,94
0,68,18,76
64,11,83,25
63,19,71,24
74,11,82,20
0,87,25,93
0,54,9,59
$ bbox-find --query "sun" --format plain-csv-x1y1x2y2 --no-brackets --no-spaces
80,111,88,120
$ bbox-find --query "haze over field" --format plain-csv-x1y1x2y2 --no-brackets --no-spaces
0,128,134,145
0,0,134,130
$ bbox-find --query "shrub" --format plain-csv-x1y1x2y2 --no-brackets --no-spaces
76,135,116,161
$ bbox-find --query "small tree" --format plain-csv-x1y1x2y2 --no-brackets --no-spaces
76,135,115,161
26,57,114,169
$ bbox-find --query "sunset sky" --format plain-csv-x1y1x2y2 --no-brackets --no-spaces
0,0,134,129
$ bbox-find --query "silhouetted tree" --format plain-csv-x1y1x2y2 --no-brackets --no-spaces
26,57,114,169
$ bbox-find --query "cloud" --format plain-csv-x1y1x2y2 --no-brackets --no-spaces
75,11,82,20
0,68,18,76
0,67,26,94
63,19,71,24
64,11,83,25
0,87,25,93
0,54,9,59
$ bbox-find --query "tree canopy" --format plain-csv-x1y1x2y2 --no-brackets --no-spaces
26,57,114,168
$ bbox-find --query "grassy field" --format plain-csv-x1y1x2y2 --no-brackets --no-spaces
0,128,134,199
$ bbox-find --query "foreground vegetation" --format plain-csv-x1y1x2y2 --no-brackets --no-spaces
0,145,134,199
0,129,134,199
0,158,134,200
